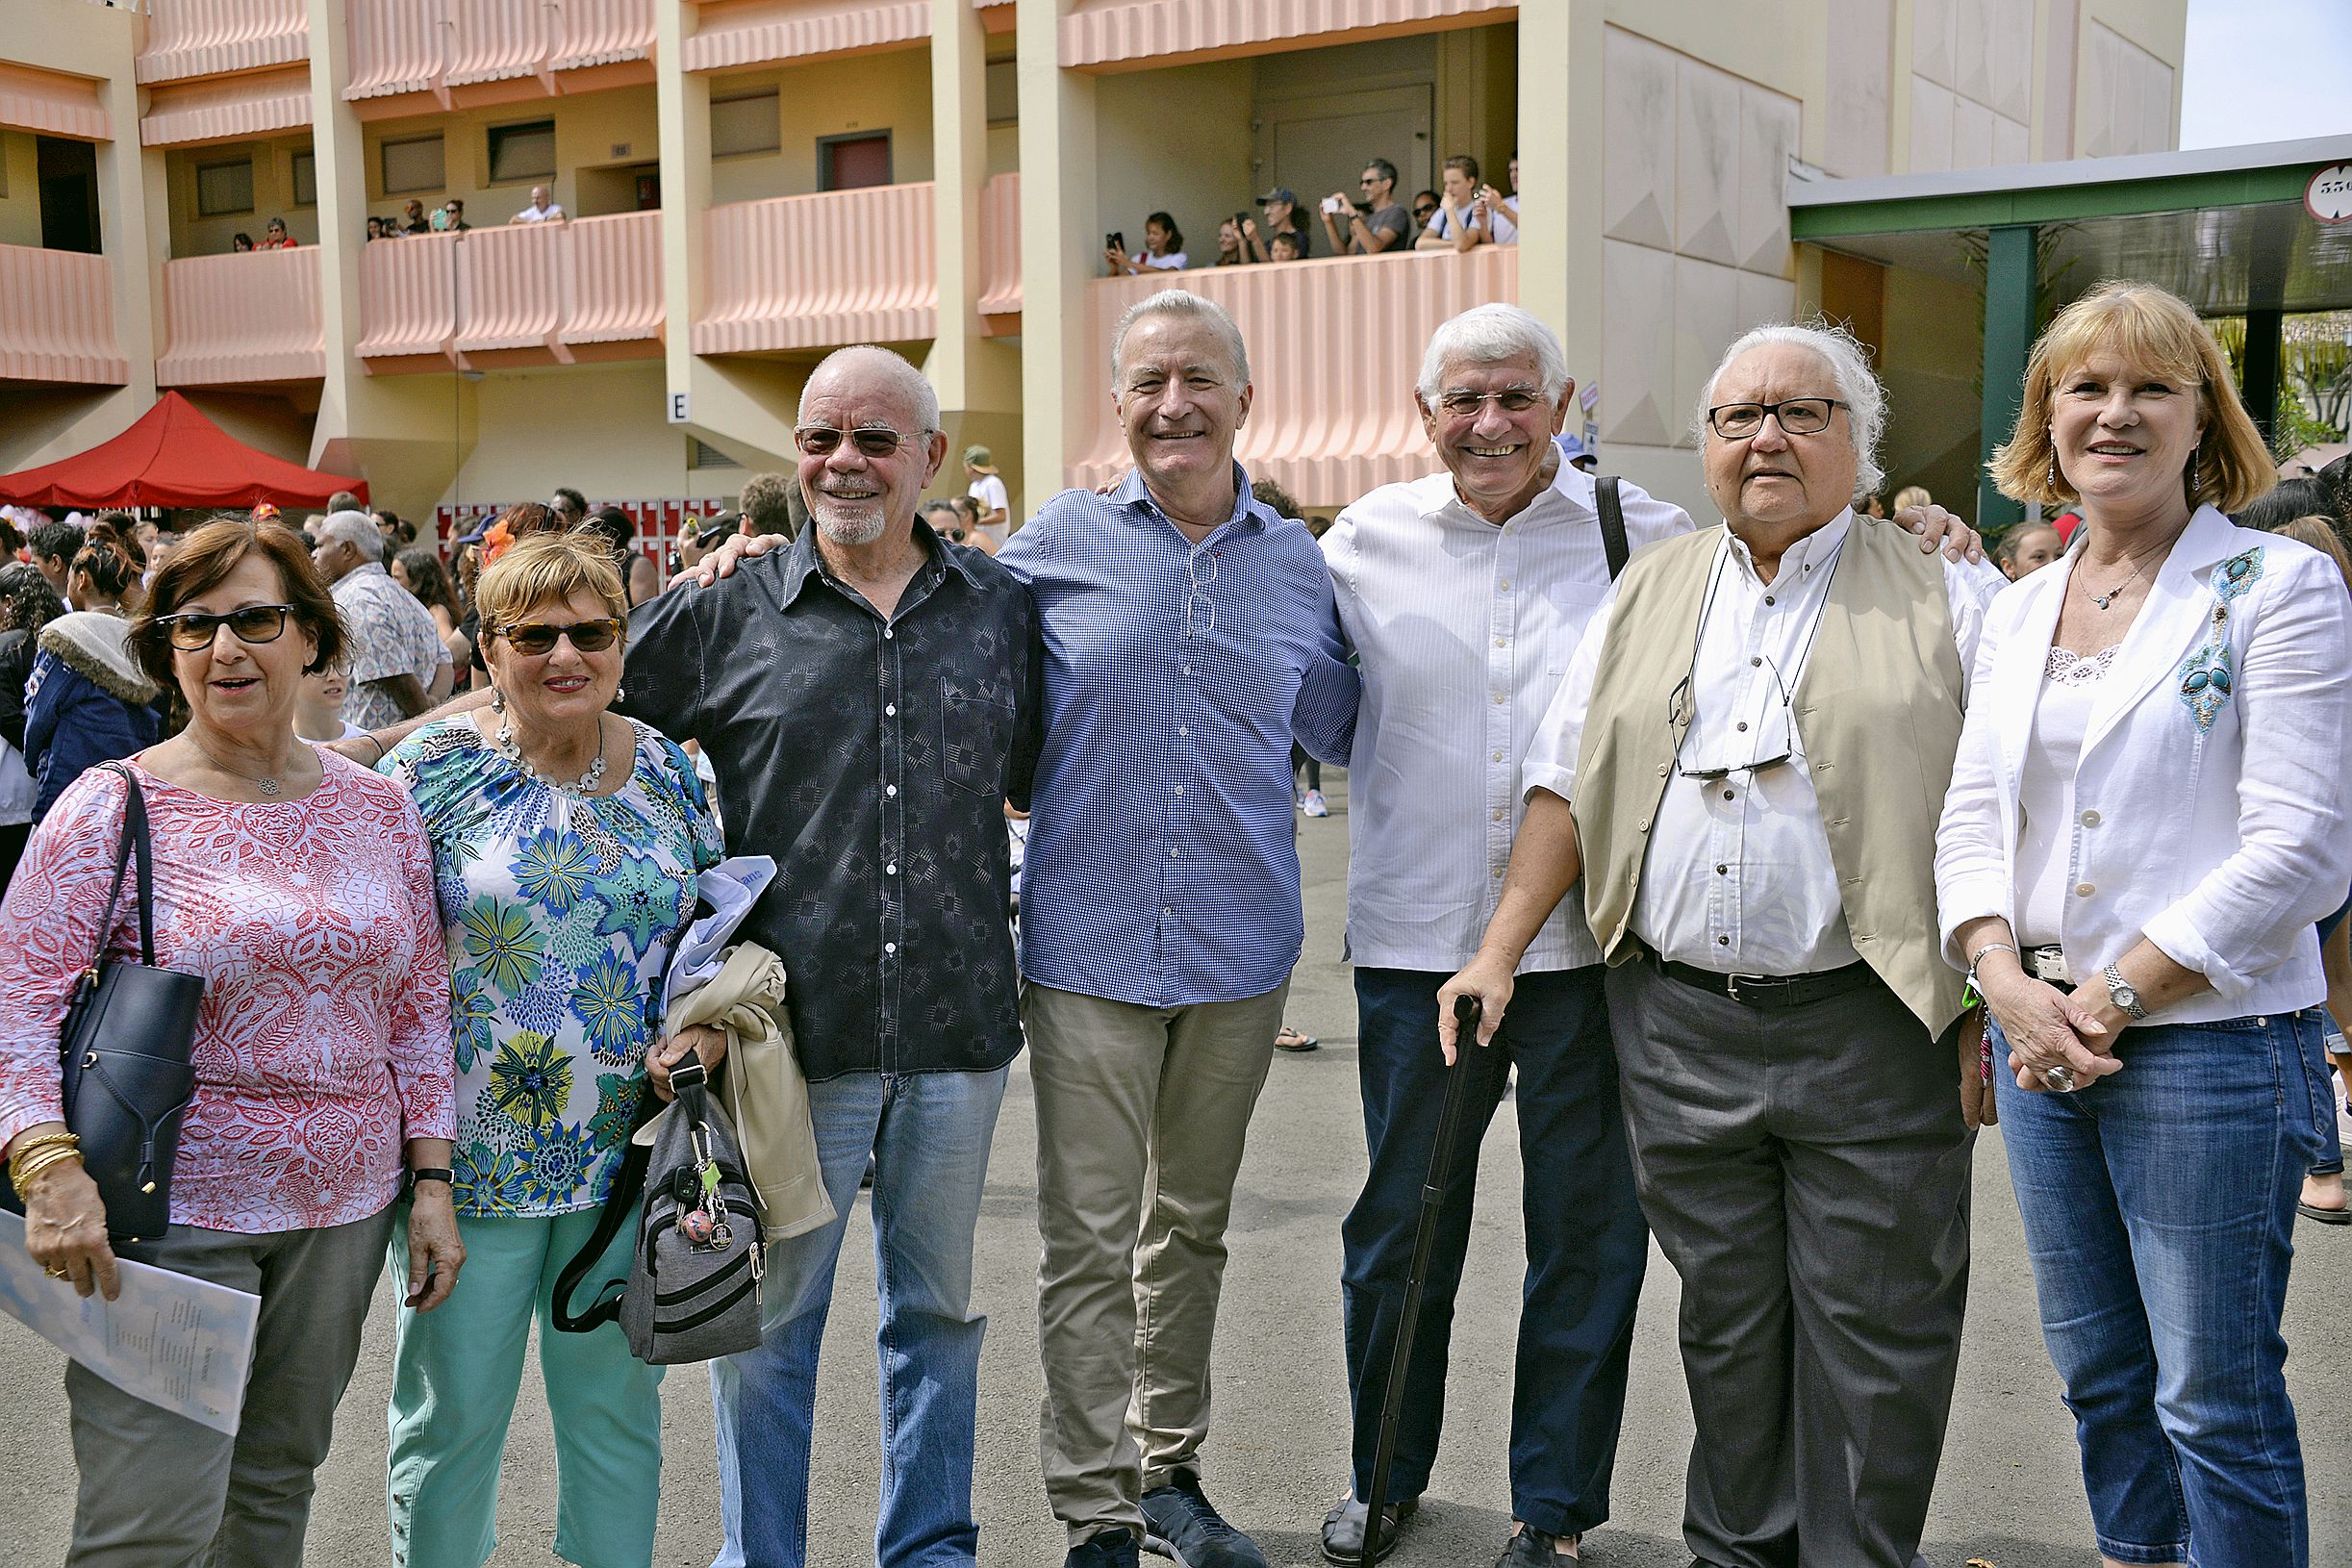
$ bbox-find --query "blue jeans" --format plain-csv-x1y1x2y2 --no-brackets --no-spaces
708,1065,1008,1568
1341,967,1648,1535
1994,1010,2328,1568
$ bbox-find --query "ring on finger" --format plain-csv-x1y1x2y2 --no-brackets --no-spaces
2042,1062,2079,1094
43,1264,67,1279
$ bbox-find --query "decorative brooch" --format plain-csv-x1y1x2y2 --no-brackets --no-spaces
2176,545,2263,732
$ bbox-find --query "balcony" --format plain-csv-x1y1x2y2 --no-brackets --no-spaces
976,171,1021,327
354,215,664,371
1057,0,1514,70
0,246,130,386
141,65,313,147
682,0,929,74
694,184,936,355
137,0,310,85
344,0,655,108
1067,245,1517,506
157,247,325,386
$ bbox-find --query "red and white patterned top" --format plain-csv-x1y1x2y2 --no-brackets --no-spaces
0,752,455,1233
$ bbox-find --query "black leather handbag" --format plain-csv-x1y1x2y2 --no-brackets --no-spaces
2,763,205,1241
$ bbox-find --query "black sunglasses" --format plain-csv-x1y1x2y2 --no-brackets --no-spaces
795,424,927,460
499,618,621,656
157,604,295,651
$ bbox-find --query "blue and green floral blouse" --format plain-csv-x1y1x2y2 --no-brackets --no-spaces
385,716,721,1216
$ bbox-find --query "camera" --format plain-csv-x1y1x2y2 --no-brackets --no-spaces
1321,195,1346,215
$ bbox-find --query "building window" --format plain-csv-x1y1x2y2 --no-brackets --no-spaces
489,120,557,185
381,134,444,195
291,150,316,207
711,90,780,158
690,438,742,470
818,132,892,191
196,158,254,217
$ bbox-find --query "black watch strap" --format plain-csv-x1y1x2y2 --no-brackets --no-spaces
408,1167,454,1187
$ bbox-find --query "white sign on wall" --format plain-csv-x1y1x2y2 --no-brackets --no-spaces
2307,164,2352,224
668,391,692,424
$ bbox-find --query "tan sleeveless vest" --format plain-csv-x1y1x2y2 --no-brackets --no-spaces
1571,516,1967,1035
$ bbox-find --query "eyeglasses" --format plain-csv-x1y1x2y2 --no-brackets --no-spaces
1436,387,1544,417
499,618,621,656
1414,205,1438,221
157,604,295,651
1705,397,1847,440
1185,544,1218,639
794,424,929,460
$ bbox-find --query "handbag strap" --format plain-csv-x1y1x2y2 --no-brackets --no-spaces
89,762,158,969
1596,475,1631,582
551,1063,668,1334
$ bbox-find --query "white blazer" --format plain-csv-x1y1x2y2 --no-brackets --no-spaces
1936,505,2352,1024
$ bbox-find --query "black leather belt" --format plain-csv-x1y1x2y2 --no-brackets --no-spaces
1642,946,1879,1010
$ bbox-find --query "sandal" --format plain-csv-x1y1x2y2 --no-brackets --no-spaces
1275,1025,1320,1052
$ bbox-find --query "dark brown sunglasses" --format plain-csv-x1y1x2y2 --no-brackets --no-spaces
498,618,621,656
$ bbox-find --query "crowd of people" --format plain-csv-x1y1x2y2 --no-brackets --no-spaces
1121,153,1522,275
238,187,572,252
0,276,2346,1568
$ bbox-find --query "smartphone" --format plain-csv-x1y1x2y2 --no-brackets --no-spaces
1106,231,1125,252
1234,211,1252,234
1321,195,1345,215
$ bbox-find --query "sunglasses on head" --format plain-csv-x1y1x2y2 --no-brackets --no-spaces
158,604,295,651
498,618,621,656
795,424,926,460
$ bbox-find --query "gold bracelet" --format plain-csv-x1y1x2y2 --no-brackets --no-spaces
10,1147,83,1201
7,1130,80,1185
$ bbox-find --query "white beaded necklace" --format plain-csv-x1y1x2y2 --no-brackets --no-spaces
495,714,608,796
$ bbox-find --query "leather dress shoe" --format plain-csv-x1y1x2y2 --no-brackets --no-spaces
1319,1490,1418,1564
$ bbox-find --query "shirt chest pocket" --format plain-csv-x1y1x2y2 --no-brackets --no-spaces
1541,580,1609,675
942,678,1016,797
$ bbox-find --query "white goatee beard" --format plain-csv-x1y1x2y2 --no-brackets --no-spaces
815,509,888,547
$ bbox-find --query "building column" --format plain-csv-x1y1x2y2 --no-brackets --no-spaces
2239,235,2289,447
1977,222,2035,530
1516,0,1603,428
926,0,1024,516
1016,0,1096,499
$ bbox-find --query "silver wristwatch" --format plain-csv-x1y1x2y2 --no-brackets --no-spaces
2101,963,2147,1021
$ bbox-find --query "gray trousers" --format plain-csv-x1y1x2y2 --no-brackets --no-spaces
65,1205,394,1568
1605,960,1972,1568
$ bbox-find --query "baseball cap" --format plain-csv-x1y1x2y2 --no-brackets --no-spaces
1256,188,1298,207
963,445,993,468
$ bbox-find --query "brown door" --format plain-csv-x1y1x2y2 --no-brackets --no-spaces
820,134,893,191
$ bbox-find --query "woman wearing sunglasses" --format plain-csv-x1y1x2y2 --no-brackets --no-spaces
0,516,459,1565
379,531,721,1568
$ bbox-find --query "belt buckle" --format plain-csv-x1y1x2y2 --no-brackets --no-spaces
2028,947,2070,985
1726,973,1767,1005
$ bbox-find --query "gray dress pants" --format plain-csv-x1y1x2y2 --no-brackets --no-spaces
1605,960,1972,1568
64,1206,394,1568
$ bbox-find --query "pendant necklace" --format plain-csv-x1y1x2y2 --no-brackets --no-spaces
2080,544,2164,611
499,716,608,795
191,736,291,797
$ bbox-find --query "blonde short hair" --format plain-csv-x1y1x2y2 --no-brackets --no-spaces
2278,515,2352,594
1890,485,1932,513
1988,280,2273,515
473,530,628,646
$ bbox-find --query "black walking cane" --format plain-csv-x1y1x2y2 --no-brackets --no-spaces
1356,993,1482,1563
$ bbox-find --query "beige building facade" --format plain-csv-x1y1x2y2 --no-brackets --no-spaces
0,0,2187,543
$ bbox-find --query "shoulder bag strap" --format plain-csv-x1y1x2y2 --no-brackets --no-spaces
552,1047,670,1334
89,762,157,969
1597,475,1631,583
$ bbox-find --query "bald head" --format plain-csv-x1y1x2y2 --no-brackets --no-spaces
798,345,942,436
795,345,947,548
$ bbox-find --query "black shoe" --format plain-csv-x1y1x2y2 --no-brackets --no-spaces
1496,1525,1578,1565
1140,1471,1269,1568
1320,1490,1419,1564
1067,1528,1141,1568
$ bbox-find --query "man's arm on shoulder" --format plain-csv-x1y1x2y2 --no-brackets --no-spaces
614,570,711,743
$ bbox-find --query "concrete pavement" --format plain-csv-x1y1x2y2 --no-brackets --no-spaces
2,767,2347,1565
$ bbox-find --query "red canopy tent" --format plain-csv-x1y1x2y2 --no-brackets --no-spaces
0,392,367,510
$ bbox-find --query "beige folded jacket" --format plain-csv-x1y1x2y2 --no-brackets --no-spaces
663,941,834,1242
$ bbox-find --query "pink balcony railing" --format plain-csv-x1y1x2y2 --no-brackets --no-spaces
1058,0,1514,69
355,215,664,367
0,245,130,385
695,184,936,355
141,64,312,146
157,246,325,385
682,0,930,73
0,63,112,141
976,172,1021,319
1068,245,1517,506
137,0,309,84
345,0,654,100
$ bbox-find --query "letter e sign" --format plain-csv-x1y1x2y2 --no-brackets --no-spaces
668,391,691,424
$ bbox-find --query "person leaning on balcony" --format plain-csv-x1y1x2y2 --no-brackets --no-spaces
1415,155,1515,252
432,199,469,234
1105,212,1188,276
258,216,296,250
231,231,254,253
1441,319,2005,1568
0,516,459,1568
1938,280,2350,1568
1322,158,1414,256
1243,187,1312,263
400,198,432,237
512,184,568,225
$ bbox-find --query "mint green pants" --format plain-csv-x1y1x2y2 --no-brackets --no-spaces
386,1202,662,1568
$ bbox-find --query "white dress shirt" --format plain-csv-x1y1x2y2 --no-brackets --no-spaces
1527,509,2004,976
1937,506,2352,1023
1324,463,1693,973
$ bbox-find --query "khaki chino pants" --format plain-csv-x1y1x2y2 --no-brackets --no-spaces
1024,979,1289,1544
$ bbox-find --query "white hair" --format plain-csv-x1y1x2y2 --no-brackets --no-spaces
316,510,382,562
1416,304,1571,406
1692,319,1888,498
798,344,941,434
1110,289,1251,388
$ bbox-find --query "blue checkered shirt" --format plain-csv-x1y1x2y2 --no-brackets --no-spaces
999,468,1359,1007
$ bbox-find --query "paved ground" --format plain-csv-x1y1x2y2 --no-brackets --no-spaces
3,767,2348,1566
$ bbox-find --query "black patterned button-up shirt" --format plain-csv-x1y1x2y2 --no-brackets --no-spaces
617,523,1043,1080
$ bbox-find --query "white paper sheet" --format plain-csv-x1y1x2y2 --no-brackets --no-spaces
0,1210,260,1435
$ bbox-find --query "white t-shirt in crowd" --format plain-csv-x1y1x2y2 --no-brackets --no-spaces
968,473,1009,520
1132,250,1187,271
1428,200,1517,245
514,202,567,224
